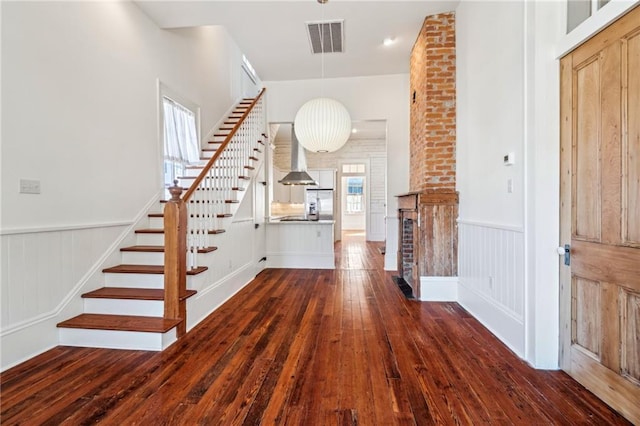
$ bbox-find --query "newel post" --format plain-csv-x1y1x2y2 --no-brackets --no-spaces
164,180,187,337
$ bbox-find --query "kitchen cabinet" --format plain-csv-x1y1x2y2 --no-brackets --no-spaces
308,169,335,189
273,169,305,203
266,220,335,269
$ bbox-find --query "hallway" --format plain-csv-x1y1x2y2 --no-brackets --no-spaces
0,235,630,424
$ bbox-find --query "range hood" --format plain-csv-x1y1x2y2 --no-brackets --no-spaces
278,125,317,186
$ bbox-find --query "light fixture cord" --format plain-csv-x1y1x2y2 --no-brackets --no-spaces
321,1,325,98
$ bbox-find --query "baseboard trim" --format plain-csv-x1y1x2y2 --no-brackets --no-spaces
266,253,335,269
457,282,525,358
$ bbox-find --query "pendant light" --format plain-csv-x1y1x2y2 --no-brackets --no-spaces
294,0,351,153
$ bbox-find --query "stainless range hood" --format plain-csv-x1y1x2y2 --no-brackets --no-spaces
278,124,317,186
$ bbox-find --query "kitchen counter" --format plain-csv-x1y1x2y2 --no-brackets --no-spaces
266,219,335,269
269,218,335,225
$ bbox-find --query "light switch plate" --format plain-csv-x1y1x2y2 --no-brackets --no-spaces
20,179,41,194
503,152,515,166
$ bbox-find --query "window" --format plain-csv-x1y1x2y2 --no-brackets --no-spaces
342,163,365,174
567,0,611,33
242,55,258,84
163,97,200,187
346,177,364,213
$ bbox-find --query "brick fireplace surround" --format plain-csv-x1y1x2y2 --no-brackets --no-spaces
397,12,459,300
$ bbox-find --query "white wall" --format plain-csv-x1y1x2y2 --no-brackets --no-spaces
1,1,246,230
456,0,527,357
457,0,566,368
264,75,409,265
0,1,253,369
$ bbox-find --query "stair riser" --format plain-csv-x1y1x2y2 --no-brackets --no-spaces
84,298,164,317
136,228,228,246
121,251,165,265
148,217,165,228
59,328,176,351
103,272,206,289
104,272,165,288
136,233,165,246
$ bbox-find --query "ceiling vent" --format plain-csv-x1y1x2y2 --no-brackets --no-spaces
306,20,344,54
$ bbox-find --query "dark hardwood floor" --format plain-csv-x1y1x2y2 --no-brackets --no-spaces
1,231,631,425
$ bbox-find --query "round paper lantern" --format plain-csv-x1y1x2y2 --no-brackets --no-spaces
294,98,351,153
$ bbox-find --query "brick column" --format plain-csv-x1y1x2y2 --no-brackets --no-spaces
410,12,456,192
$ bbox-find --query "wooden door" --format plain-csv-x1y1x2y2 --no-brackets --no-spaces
560,6,640,423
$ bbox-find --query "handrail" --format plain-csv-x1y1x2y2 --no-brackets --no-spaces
182,88,266,202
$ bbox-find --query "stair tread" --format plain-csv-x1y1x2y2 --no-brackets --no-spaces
136,226,226,234
121,245,217,254
57,313,181,333
81,287,197,301
148,213,230,220
102,264,208,275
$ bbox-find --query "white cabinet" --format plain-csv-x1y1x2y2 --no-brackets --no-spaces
273,169,290,203
272,169,305,203
308,169,335,189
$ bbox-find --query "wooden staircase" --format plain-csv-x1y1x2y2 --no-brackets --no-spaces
57,93,266,350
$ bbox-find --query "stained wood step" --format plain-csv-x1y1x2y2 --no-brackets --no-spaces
135,227,226,235
158,199,238,208
121,245,218,254
149,213,231,220
57,314,181,333
193,187,246,192
102,264,208,275
81,288,197,301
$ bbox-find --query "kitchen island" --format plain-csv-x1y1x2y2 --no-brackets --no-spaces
266,218,335,269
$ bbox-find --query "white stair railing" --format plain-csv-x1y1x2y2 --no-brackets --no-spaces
163,89,266,334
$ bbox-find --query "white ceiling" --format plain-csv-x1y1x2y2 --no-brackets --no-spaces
135,0,460,81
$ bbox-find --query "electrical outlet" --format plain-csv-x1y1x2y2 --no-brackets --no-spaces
20,179,41,194
488,276,493,289
507,179,513,193
317,230,321,238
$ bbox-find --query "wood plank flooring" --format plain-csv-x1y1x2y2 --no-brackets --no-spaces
1,232,631,425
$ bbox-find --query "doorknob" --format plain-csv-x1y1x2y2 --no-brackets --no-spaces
557,244,570,266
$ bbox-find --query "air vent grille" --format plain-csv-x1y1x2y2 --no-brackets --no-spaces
306,20,344,54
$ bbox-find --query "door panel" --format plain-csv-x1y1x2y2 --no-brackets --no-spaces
560,5,640,424
622,291,640,383
573,277,601,357
625,32,640,245
574,59,601,241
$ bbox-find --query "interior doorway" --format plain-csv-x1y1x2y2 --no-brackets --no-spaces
340,163,366,235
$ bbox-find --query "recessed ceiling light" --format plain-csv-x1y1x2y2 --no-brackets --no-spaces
383,37,396,47
352,128,358,134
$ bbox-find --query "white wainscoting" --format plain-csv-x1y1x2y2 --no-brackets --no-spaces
384,215,399,271
0,223,131,369
186,218,265,331
457,220,525,357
